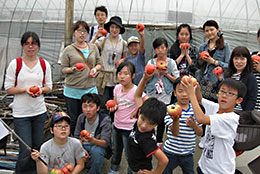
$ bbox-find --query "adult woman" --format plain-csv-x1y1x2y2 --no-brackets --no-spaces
198,20,231,101
60,21,102,136
224,46,257,111
4,31,52,173
168,24,199,77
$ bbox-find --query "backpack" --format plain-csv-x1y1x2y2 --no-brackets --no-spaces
15,57,46,87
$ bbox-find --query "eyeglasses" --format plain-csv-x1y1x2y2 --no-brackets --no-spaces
218,90,238,97
76,29,88,34
23,41,38,47
54,125,70,130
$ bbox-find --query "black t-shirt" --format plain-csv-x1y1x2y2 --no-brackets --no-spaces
128,122,159,172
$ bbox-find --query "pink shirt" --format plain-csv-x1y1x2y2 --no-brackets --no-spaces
114,84,145,130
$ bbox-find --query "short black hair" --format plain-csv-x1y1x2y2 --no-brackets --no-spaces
152,37,168,49
21,31,40,48
116,61,135,77
219,78,247,98
139,98,166,125
173,76,182,90
81,93,100,107
94,6,108,16
257,28,260,38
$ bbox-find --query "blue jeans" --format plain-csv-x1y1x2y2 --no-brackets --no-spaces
13,112,47,174
83,144,106,174
163,151,194,174
111,125,131,172
65,96,82,136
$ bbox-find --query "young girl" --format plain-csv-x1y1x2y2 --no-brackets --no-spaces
108,62,147,174
168,24,199,77
146,37,179,145
216,46,257,111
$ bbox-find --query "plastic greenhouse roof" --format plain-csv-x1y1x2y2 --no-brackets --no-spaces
0,0,259,31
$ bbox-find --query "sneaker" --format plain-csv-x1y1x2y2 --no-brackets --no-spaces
108,169,118,174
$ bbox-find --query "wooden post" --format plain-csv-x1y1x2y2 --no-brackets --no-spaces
65,0,74,47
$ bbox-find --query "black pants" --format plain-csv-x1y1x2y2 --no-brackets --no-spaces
65,96,82,136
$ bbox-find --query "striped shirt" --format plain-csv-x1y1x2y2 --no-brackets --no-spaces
164,103,202,155
253,71,260,111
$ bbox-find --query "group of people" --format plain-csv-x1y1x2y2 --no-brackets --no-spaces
4,4,260,174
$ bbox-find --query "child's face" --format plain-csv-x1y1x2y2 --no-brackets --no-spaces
95,10,107,25
137,114,157,133
117,66,134,86
155,43,168,58
51,120,70,139
233,56,247,73
204,26,218,40
178,28,190,43
217,85,243,112
174,83,189,106
109,24,120,37
82,101,100,120
127,42,140,56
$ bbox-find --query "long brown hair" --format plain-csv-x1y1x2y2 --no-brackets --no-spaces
203,20,225,50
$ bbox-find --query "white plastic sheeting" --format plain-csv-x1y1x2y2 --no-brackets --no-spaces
0,0,259,87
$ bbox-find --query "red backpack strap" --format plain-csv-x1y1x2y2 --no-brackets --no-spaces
39,57,46,85
15,57,23,87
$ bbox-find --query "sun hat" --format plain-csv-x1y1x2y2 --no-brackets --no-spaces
104,16,125,34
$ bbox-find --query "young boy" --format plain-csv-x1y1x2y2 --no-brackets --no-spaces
128,72,169,174
74,93,112,174
125,30,145,85
86,6,108,42
31,112,86,174
163,77,203,174
183,78,247,174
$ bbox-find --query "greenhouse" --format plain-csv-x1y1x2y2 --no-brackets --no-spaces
0,0,260,174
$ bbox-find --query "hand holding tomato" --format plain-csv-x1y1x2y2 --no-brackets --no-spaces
136,23,144,32
253,59,260,72
75,63,85,71
27,86,42,97
106,100,118,112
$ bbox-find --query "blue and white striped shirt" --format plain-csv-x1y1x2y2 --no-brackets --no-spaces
164,103,202,155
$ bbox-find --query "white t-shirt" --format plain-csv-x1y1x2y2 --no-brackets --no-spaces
201,98,219,115
4,58,52,117
199,112,240,174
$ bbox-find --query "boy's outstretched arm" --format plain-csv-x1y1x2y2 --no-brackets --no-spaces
182,80,210,125
134,71,153,107
169,117,179,136
153,149,169,174
31,149,48,174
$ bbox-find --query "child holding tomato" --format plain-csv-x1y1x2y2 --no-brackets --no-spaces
183,78,247,174
163,77,203,174
146,37,179,146
74,93,112,174
107,61,147,174
127,71,168,174
168,24,199,77
125,29,145,85
31,112,86,174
